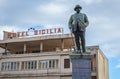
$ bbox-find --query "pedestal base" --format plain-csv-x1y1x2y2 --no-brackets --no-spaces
70,52,92,79
70,52,92,60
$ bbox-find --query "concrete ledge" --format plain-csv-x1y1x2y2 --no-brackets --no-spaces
0,73,72,78
69,53,92,60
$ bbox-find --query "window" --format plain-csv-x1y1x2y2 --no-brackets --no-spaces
39,59,58,69
1,62,6,71
11,62,19,70
39,60,48,69
1,62,19,71
49,60,58,69
1,59,59,71
21,61,25,70
21,61,37,70
64,59,70,68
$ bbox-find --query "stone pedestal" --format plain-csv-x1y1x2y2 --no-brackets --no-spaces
70,53,92,79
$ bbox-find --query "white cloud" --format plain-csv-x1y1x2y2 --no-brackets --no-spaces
89,16,109,24
116,64,120,68
36,3,68,15
18,2,70,27
81,0,102,4
0,0,6,6
101,43,120,58
88,16,120,43
87,16,120,58
116,60,120,68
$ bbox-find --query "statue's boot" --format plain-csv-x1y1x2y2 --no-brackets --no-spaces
77,50,82,54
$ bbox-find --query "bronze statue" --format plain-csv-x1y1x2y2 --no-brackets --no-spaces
68,5,89,53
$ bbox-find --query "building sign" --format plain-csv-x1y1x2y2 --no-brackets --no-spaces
3,28,63,39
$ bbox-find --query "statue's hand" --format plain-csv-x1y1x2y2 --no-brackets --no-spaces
70,29,73,33
69,26,73,33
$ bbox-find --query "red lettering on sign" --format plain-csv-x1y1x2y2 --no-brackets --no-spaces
39,30,41,34
54,28,56,33
26,32,29,36
8,33,11,38
34,30,38,35
13,33,16,37
17,32,21,37
22,32,25,36
8,33,16,38
6,28,63,39
46,29,49,34
50,29,53,34
57,28,61,33
42,30,45,34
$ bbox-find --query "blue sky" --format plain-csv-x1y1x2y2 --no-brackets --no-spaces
0,0,120,79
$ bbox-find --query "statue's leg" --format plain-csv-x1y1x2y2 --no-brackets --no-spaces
80,31,86,52
73,32,81,52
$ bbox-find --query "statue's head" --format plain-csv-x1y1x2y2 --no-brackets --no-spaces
74,5,82,13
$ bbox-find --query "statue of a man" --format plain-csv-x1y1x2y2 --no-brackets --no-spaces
68,5,89,53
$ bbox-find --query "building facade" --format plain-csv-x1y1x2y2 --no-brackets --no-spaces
0,33,109,79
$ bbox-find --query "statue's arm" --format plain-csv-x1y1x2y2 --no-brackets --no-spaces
84,14,89,27
68,15,73,30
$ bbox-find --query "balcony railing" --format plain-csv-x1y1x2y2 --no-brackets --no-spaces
0,51,73,58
